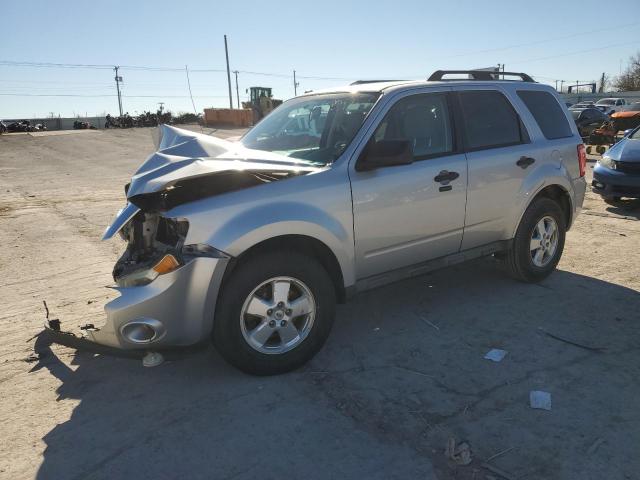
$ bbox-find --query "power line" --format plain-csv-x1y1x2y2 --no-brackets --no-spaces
441,21,640,60
0,93,229,98
509,41,640,65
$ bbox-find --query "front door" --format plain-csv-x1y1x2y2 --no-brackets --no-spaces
350,91,468,280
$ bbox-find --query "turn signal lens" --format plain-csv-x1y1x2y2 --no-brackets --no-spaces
577,144,587,177
152,254,180,275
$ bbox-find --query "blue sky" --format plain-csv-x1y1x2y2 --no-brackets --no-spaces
1,0,639,119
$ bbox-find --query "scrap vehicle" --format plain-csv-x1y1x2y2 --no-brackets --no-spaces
570,107,609,139
595,97,627,115
7,120,35,132
73,120,96,130
0,121,7,134
44,70,587,375
242,86,283,123
592,126,640,203
610,102,640,132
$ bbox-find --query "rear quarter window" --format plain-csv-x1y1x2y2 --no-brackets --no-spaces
517,90,573,140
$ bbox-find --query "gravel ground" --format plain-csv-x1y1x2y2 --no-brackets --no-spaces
1,127,639,480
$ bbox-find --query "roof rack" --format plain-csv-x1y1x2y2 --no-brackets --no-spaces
350,80,407,85
428,70,535,82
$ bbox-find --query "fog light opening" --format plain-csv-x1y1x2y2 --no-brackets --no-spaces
121,320,164,344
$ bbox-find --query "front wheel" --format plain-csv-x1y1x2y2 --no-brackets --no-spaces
213,252,336,375
506,197,566,283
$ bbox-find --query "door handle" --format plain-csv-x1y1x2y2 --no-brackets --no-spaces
516,156,535,169
434,170,459,183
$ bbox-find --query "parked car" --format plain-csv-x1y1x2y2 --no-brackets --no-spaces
571,107,609,138
592,126,640,203
45,70,587,375
610,102,640,132
595,97,627,115
571,101,595,109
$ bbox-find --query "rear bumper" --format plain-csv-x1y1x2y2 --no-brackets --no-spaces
592,165,640,198
45,256,229,352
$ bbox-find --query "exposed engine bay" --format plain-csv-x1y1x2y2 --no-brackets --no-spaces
113,213,188,287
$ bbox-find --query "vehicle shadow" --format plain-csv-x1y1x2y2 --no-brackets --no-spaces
604,197,640,219
32,259,640,480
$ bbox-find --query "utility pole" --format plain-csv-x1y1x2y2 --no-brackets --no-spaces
560,80,564,93
224,35,233,109
233,70,240,109
293,70,299,96
114,66,123,116
555,80,558,92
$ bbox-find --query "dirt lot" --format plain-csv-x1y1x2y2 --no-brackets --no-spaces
1,127,639,480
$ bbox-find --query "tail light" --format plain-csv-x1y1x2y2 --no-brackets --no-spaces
577,144,586,177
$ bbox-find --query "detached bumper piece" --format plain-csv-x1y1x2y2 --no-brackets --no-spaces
42,320,143,359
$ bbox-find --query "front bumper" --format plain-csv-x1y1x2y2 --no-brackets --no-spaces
45,256,229,351
592,164,640,198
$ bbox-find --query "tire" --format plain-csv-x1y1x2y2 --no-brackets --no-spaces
213,251,336,375
506,197,566,283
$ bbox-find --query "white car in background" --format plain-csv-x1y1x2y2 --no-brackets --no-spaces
595,98,627,115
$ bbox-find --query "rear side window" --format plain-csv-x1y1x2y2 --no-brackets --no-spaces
517,90,573,140
458,90,525,150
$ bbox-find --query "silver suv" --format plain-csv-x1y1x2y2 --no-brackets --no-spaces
48,70,587,375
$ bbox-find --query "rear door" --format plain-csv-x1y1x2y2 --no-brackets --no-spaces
350,89,468,280
452,87,552,249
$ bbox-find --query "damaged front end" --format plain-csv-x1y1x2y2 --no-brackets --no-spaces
46,205,230,350
45,125,320,353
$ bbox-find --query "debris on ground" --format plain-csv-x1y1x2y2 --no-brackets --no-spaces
484,349,508,362
538,328,606,352
420,316,440,331
446,437,473,465
481,462,516,480
529,390,552,410
142,351,164,367
485,447,515,463
587,437,605,454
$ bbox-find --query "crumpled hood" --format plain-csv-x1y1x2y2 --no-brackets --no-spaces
102,125,322,240
127,124,321,198
605,137,640,162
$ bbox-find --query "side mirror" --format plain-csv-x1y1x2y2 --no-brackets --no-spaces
356,139,414,172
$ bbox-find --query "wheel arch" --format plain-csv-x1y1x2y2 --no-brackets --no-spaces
515,183,573,236
223,234,348,303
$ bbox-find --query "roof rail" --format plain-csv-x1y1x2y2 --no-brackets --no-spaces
428,70,535,82
350,80,407,85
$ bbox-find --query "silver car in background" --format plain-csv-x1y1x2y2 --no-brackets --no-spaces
46,70,587,375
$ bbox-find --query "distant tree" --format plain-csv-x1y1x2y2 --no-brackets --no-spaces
613,52,640,91
598,72,610,93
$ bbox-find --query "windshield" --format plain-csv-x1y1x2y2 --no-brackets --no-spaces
596,99,615,105
241,92,380,165
631,127,640,140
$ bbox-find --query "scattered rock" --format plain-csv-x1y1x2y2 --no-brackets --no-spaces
446,437,472,465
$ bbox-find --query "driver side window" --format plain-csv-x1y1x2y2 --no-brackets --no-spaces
372,93,453,160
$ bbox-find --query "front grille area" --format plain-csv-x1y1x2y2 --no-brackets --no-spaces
616,162,640,175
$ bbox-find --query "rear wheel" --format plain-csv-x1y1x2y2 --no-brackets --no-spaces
213,251,336,375
506,197,566,282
